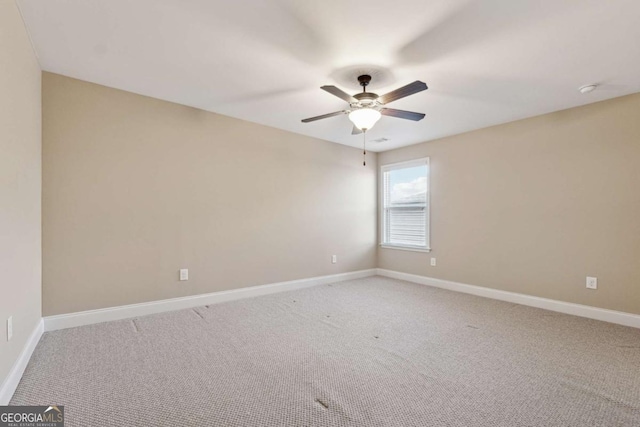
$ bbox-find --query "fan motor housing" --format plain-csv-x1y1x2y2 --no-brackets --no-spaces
354,92,379,105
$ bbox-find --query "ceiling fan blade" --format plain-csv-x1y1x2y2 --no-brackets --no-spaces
381,108,426,121
351,126,363,135
301,110,347,123
321,85,357,103
378,81,428,104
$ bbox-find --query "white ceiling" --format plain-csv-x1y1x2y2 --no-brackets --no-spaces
17,0,640,152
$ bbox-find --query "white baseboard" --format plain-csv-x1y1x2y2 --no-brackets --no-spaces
0,318,44,405
44,269,377,332
376,269,640,329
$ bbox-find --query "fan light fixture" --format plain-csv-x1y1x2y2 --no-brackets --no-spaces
349,108,381,131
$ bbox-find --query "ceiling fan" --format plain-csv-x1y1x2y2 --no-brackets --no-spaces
301,75,428,134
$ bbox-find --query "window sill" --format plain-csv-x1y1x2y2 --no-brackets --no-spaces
379,244,431,253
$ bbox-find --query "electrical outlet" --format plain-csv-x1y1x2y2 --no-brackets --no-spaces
331,255,337,264
7,316,12,341
430,257,437,267
586,276,597,290
179,269,189,281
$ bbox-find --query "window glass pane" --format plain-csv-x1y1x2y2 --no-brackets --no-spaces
387,165,427,205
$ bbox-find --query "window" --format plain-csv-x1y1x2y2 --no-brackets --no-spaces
381,158,430,251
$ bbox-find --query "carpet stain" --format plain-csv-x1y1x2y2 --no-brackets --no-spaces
315,398,329,409
467,325,480,329
192,309,205,320
374,336,379,339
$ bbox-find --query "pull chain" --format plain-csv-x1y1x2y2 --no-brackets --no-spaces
363,129,367,166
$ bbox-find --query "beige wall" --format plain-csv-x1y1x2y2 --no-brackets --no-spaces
378,93,640,315
42,72,377,316
0,1,42,385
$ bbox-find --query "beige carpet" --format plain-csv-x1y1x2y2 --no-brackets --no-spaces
11,276,640,426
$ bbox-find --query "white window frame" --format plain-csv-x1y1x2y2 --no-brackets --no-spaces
380,157,431,252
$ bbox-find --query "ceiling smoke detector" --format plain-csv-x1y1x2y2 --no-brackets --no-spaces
579,84,598,94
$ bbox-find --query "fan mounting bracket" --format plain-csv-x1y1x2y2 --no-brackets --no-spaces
358,75,372,90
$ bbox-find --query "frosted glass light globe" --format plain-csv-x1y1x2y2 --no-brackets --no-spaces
349,108,381,131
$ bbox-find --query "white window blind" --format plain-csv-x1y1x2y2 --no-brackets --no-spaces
381,158,429,250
